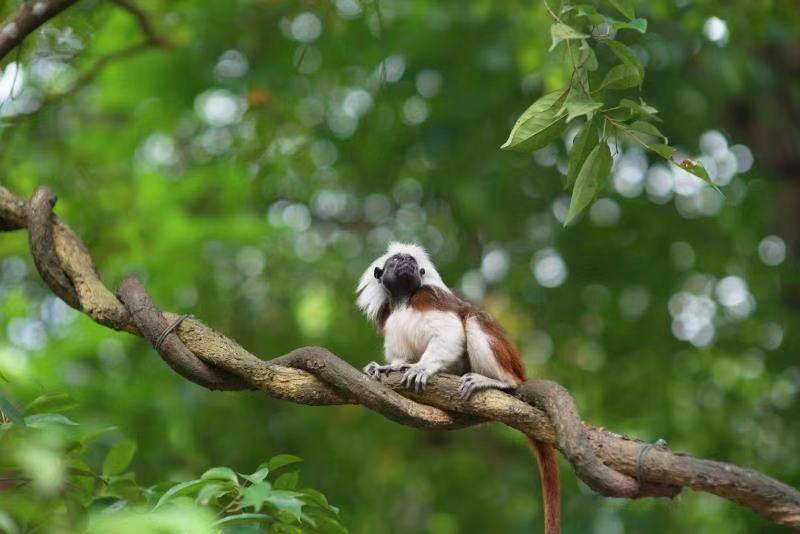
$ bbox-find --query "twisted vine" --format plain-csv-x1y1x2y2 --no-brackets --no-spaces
1,185,799,529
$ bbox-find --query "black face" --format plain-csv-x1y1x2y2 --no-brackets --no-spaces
374,253,426,300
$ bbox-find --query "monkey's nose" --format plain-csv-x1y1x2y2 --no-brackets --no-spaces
395,262,416,275
395,263,417,280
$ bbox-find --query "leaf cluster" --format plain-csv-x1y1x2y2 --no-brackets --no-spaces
0,391,345,533
503,0,716,224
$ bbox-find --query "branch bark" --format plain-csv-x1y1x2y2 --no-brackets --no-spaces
1,184,799,529
0,0,80,63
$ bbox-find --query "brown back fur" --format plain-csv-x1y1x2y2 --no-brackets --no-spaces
407,285,526,382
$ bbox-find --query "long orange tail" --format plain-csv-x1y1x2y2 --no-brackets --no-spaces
527,437,561,534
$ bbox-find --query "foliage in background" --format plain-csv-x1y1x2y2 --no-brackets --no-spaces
0,0,798,532
0,391,344,533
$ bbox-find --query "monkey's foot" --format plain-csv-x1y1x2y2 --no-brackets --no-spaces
401,364,437,392
459,373,515,400
363,361,411,380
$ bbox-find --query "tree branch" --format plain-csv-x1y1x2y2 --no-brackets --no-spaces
111,0,170,48
0,0,80,63
1,184,799,528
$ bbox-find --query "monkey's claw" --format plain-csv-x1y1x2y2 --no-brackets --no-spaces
459,373,480,399
363,361,411,380
459,373,515,400
363,361,382,379
401,365,435,392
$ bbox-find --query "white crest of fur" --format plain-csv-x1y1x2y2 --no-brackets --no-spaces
356,242,450,322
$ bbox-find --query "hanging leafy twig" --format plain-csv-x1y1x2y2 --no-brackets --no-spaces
503,0,717,225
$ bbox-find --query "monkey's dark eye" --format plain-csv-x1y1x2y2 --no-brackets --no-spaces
420,268,426,276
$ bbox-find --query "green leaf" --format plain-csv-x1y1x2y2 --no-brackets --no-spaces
603,40,644,81
154,479,206,509
87,496,128,515
314,516,348,534
578,41,599,72
24,394,77,415
301,488,339,514
611,18,647,33
196,482,232,506
264,490,305,521
501,89,568,152
567,119,600,188
600,64,641,90
0,510,18,534
628,120,667,142
566,143,612,225
606,0,635,20
579,40,599,71
563,4,604,24
565,39,597,71
25,413,79,428
274,471,300,490
266,454,304,472
619,98,660,120
90,503,215,532
213,513,272,527
561,95,603,123
79,426,117,446
677,158,712,184
68,465,100,480
241,481,275,512
105,472,137,492
241,467,270,485
0,392,24,426
550,23,590,52
102,439,137,477
201,466,239,485
648,143,677,160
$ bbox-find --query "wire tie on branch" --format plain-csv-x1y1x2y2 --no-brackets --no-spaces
636,438,669,485
156,313,192,351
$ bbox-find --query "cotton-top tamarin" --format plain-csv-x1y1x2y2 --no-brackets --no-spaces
357,242,561,534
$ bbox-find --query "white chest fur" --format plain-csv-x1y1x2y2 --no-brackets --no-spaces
383,305,465,366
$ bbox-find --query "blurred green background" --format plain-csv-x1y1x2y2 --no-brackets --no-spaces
1,0,799,531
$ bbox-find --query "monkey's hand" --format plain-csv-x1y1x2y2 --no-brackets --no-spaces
363,361,411,380
401,364,438,392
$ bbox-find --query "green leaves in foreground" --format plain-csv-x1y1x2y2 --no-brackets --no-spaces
0,391,345,533
155,456,344,532
502,0,718,225
103,439,137,476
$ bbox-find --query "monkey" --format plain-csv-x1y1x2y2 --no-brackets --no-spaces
356,242,561,534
